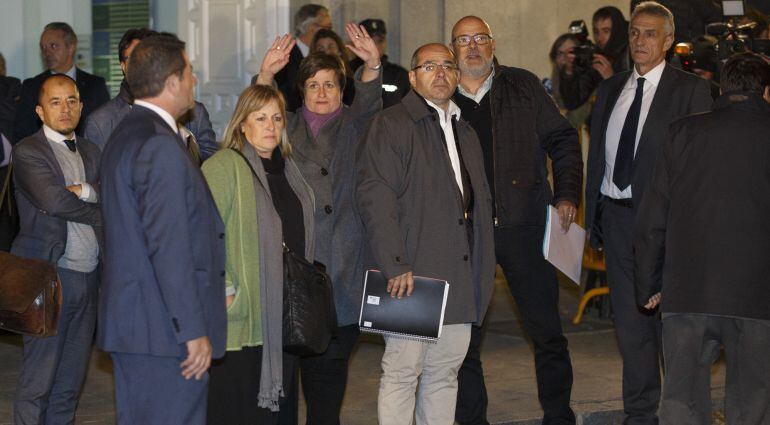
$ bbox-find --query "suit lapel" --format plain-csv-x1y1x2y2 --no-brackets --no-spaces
34,129,67,185
634,65,677,168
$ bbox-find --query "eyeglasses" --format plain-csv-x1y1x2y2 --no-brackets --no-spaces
305,81,338,92
452,33,493,47
411,62,459,73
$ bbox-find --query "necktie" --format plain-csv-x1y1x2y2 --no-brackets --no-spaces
613,77,645,191
63,139,77,152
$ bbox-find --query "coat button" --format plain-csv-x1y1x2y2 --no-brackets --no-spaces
512,179,518,185
324,205,333,214
320,168,328,176
463,255,469,261
395,256,401,262
219,233,224,239
220,271,226,277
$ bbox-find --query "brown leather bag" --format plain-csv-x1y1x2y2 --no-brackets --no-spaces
0,251,62,337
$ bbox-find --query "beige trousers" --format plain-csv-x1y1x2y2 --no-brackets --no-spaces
377,323,472,425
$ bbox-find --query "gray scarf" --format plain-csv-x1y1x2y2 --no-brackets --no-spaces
239,144,315,411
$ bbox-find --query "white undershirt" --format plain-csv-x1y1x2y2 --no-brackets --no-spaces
601,60,666,199
425,98,464,196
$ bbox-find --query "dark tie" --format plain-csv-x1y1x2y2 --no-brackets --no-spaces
613,77,645,191
63,139,77,152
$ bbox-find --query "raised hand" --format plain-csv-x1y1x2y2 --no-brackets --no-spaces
256,34,296,85
344,23,380,68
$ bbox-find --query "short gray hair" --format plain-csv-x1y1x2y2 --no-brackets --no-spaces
43,22,78,46
631,1,675,36
294,4,329,37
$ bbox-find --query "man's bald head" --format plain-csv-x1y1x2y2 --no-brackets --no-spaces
38,74,79,105
36,74,82,135
451,16,496,80
451,16,493,40
410,43,455,70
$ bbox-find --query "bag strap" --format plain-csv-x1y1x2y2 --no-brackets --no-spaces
1,160,13,214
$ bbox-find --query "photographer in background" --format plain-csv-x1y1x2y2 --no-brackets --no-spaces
560,7,631,111
545,33,592,128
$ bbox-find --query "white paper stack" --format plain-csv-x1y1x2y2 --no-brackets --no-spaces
542,205,586,285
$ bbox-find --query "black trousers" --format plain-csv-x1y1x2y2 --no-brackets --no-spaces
299,324,359,425
602,201,661,425
660,313,770,425
207,346,299,425
456,225,575,425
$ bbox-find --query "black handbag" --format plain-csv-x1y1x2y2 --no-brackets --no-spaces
282,245,337,356
230,148,337,355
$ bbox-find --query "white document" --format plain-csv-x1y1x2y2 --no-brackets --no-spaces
542,205,586,285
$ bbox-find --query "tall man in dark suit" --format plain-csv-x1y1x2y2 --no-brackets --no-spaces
635,52,770,425
97,35,226,425
11,74,102,424
14,22,110,142
252,4,331,111
450,15,583,425
584,2,712,424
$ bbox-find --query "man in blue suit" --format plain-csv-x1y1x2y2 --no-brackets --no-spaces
97,35,226,425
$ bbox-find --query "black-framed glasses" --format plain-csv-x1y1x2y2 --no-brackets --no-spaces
411,62,458,73
452,33,493,47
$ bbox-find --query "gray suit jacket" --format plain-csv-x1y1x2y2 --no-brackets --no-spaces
287,69,382,326
11,129,102,263
355,91,497,325
84,80,218,161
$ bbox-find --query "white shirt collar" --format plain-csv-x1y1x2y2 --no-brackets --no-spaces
424,98,462,124
43,124,76,145
51,65,77,81
457,67,495,103
296,39,310,57
630,60,666,88
133,100,179,134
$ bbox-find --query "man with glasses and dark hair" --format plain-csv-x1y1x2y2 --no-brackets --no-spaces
635,51,770,425
253,3,332,111
449,15,582,425
356,43,496,425
15,22,109,142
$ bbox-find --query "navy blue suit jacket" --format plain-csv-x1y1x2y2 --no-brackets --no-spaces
96,105,226,358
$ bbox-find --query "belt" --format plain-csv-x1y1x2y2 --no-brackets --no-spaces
604,196,633,208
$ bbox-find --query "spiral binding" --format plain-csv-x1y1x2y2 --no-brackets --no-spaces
359,326,438,343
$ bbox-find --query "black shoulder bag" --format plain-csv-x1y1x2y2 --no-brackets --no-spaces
230,148,337,355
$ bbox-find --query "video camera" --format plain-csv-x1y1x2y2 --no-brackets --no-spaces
705,0,770,59
567,20,595,69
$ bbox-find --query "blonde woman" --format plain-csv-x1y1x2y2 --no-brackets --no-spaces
202,85,314,424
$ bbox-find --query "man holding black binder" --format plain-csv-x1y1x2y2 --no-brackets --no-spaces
355,43,496,425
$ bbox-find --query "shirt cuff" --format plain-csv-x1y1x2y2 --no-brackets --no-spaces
225,285,236,297
77,182,98,203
